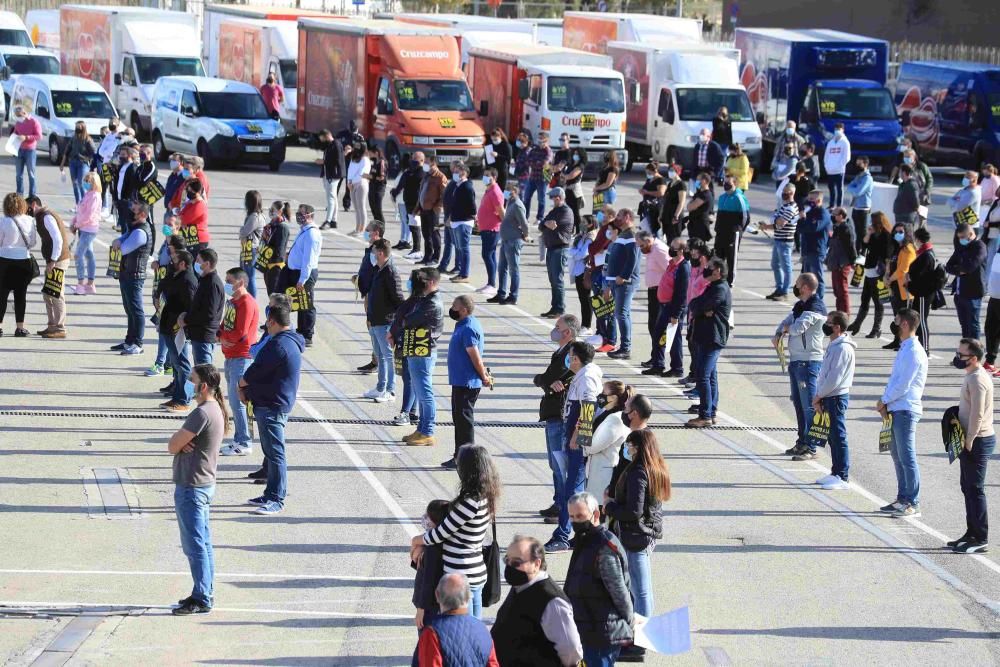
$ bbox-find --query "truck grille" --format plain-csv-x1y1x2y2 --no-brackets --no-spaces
238,136,273,145
568,134,611,146
431,137,479,146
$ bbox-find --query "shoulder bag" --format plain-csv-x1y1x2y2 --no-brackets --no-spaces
13,217,40,280
481,520,501,607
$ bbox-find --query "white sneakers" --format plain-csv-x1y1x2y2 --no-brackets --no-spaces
815,474,849,490
405,250,423,260
363,388,396,403
475,285,497,297
220,444,251,457
585,333,603,346
362,388,383,399
579,327,593,337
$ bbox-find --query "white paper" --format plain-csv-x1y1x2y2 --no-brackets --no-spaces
484,143,496,165
661,322,678,355
4,133,22,156
917,204,929,219
633,607,692,655
174,328,187,356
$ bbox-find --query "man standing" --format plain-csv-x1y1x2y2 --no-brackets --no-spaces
658,165,688,241
762,184,799,300
950,171,983,230
239,303,304,516
877,308,928,518
811,310,856,490
259,74,285,120
284,204,322,347
690,128,724,183
845,156,873,252
539,187,574,318
492,535,584,667
26,196,71,339
823,123,851,207
649,237,690,377
444,295,492,470
159,250,197,411
773,273,826,459
827,207,857,316
111,200,153,355
604,209,641,359
946,223,988,340
800,142,821,182
563,493,633,667
798,190,832,300
316,129,345,230
635,230,670,369
178,248,225,367
448,162,477,284
218,268,259,457
893,165,921,225
950,338,995,554
114,145,141,231
364,238,404,403
11,105,42,198
414,574,500,667
400,268,445,448
770,120,806,172
417,156,448,266
356,220,384,374
524,132,554,223
393,152,425,257
687,258,731,428
533,315,579,519
714,175,750,286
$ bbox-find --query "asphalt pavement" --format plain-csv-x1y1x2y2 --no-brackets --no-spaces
0,147,998,665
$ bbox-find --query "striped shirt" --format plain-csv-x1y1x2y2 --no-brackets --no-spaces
772,201,799,242
423,495,491,587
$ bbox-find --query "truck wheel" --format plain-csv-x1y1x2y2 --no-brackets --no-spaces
153,131,168,161
197,140,214,170
386,143,402,178
48,135,60,165
268,160,282,172
130,112,144,140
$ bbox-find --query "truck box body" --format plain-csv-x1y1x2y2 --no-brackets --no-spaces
297,18,485,174
24,10,59,53
519,18,563,47
60,6,203,134
391,13,536,72
562,12,701,54
735,28,901,173
467,44,627,166
895,61,1000,168
608,40,761,168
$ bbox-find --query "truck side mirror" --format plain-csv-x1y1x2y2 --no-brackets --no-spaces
630,81,640,104
900,110,911,127
114,73,122,86
479,100,489,117
518,79,530,101
0,66,9,81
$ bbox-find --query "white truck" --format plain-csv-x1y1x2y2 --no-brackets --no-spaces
24,9,60,53
607,41,762,170
59,5,204,137
0,46,60,112
468,43,628,168
0,11,32,48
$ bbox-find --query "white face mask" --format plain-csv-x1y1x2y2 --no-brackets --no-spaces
421,163,429,173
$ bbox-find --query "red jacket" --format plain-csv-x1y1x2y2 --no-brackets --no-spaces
416,624,499,667
218,292,259,359
169,173,211,210
179,198,210,244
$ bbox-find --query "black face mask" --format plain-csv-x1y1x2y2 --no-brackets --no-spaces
702,267,714,279
668,248,679,258
448,308,461,321
571,520,594,536
596,394,609,408
792,285,802,298
952,355,970,370
889,321,900,335
621,411,632,427
503,564,531,587
822,323,835,336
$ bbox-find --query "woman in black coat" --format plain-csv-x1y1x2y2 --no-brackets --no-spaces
489,128,512,191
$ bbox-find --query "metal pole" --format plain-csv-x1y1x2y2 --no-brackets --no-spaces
676,0,683,18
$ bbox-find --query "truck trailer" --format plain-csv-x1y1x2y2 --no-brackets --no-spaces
562,11,701,54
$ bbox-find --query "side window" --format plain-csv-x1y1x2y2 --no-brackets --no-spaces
657,89,674,124
803,87,818,121
376,77,393,114
35,92,50,119
529,75,542,106
181,89,198,116
122,58,136,86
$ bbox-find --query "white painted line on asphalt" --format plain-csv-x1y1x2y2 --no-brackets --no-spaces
0,601,412,618
0,568,412,581
351,449,403,456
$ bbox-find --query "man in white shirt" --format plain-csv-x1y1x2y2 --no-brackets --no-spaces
823,122,851,208
949,170,983,229
876,308,928,518
285,204,323,347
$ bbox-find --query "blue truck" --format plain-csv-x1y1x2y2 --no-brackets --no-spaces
895,61,1000,169
735,28,903,176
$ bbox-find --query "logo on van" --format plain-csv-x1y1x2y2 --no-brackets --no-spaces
739,62,768,111
897,85,940,151
78,33,95,78
438,118,455,128
400,50,450,59
562,115,611,129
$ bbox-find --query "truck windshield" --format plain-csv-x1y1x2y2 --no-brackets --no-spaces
818,88,896,120
4,54,59,75
0,30,32,48
547,77,624,113
676,88,753,121
395,79,474,112
198,92,270,119
279,60,297,88
51,91,116,119
135,57,205,85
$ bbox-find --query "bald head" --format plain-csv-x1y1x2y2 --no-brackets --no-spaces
435,573,470,613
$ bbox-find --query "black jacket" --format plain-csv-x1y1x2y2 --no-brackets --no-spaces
366,260,404,325
605,463,664,553
690,140,725,176
400,290,444,349
712,116,733,146
186,270,225,343
946,239,988,299
690,279,732,350
563,526,633,648
450,180,477,221
491,139,512,173
533,342,575,421
909,246,944,298
826,221,857,269
114,162,141,204
410,544,443,613
538,204,574,249
392,164,423,212
321,139,345,181
159,266,197,335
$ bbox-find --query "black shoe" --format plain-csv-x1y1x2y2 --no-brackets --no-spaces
866,329,882,339
357,360,377,373
640,360,654,368
539,504,559,518
500,296,517,305
172,599,211,615
247,468,267,480
304,338,313,348
687,405,700,414
177,595,195,605
954,540,989,554
847,321,861,336
882,340,900,350
409,412,419,425
946,533,972,548
785,443,809,456
607,350,631,360
661,368,684,378
618,645,646,663
543,539,570,554
679,375,694,385
540,310,562,319
318,221,329,230
253,478,266,485
110,342,127,351
440,458,458,470
159,383,175,395
641,366,664,375
486,294,504,304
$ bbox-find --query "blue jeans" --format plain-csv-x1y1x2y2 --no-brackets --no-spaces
470,584,484,619
545,246,568,312
165,333,192,405
452,224,473,278
401,357,416,415
789,360,821,450
611,281,638,352
960,435,996,542
75,230,97,282
583,646,620,667
801,252,826,300
771,241,793,295
69,159,89,203
408,352,437,435
15,148,37,197
590,266,611,341
523,179,547,221
498,238,523,299
191,341,215,366
371,324,395,393
224,357,252,448
827,172,845,207
544,418,566,506
118,278,145,346
480,230,499,287
604,186,617,205
824,394,850,480
954,295,982,340
241,247,257,298
174,484,215,606
627,546,654,617
256,406,289,505
438,225,454,271
889,410,921,506
553,442,586,544
696,346,722,419
155,331,169,367
651,305,685,371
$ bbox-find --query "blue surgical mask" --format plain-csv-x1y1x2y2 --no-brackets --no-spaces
564,353,571,369
596,212,605,224
959,237,972,246
894,232,905,243
406,279,413,292
503,190,511,201
194,262,203,276
667,170,677,179
82,181,92,192
162,224,173,237
181,169,191,179
962,177,971,187
369,253,377,266
363,231,370,242
623,444,633,461
224,282,234,297
606,228,614,240
453,173,462,183
483,176,492,186
903,156,913,165
572,154,580,162
833,130,843,139
170,160,179,170
515,140,524,148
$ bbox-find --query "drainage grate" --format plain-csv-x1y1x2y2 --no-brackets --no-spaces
82,468,141,519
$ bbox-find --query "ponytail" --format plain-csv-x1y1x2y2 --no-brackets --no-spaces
192,363,232,435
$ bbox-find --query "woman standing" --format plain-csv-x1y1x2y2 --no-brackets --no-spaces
583,381,632,505
592,151,620,211
240,191,266,299
490,128,512,191
475,167,504,296
60,121,96,205
71,171,102,295
686,171,716,242
712,106,733,153
604,429,671,631
347,143,371,236
906,226,937,353
883,222,917,351
0,193,38,337
258,201,292,306
368,144,388,224
168,363,229,615
512,130,532,189
411,443,500,619
725,143,751,191
177,180,210,254
571,215,598,334
848,211,892,338
638,162,666,234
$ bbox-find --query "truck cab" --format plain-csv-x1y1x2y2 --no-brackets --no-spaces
0,11,33,49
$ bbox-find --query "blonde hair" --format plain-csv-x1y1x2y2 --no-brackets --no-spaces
3,193,27,217
83,170,103,195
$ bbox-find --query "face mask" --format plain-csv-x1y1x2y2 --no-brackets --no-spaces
786,127,795,135
421,163,429,173
448,307,461,321
483,176,492,186
549,328,562,343
959,237,972,246
724,183,734,192
646,171,655,179
833,130,843,140
572,154,580,162
668,248,679,258
162,224,173,237
623,445,634,462
962,177,971,187
369,253,377,266
894,232,905,243
186,190,196,200
503,190,511,201
621,411,632,428
699,135,709,144
296,212,307,224
168,159,180,171
140,154,149,163
952,355,970,370
898,144,907,153
515,140,524,148
421,515,435,532
596,394,609,408
903,157,913,165
703,267,714,279
822,323,834,336
363,231,371,242
667,170,677,179
194,263,203,277
181,169,191,179
605,229,614,240
452,173,461,183
224,282,234,297
492,138,501,146
571,520,594,536
406,279,413,292
596,212,605,224
82,181,92,192
504,564,531,587
792,285,801,298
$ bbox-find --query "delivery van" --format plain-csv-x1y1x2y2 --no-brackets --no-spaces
151,76,286,171
60,6,205,136
607,41,761,169
10,75,117,164
895,61,1000,169
297,18,487,175
0,47,60,111
562,11,701,54
24,10,59,54
0,11,33,48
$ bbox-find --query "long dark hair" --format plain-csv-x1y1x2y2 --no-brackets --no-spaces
891,222,914,253
192,364,232,435
456,444,501,518
616,429,671,503
245,190,263,215
270,200,291,222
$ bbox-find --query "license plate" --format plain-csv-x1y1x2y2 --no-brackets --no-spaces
869,165,882,173
245,145,270,153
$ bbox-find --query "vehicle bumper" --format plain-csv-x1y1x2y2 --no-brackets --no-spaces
584,148,627,166
207,136,286,165
410,146,485,168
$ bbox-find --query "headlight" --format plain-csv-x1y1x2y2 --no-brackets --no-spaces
744,136,761,146
412,135,431,145
275,124,286,139
212,120,235,137
685,135,700,144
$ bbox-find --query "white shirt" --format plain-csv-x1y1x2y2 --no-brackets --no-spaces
566,362,603,402
0,214,37,260
823,136,851,175
347,156,371,184
286,223,322,276
881,337,928,415
42,214,63,261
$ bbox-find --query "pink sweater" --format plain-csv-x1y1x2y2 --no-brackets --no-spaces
476,184,504,232
14,117,42,150
71,190,102,233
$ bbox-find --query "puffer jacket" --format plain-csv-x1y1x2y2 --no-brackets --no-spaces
400,289,444,349
774,293,827,362
563,525,633,649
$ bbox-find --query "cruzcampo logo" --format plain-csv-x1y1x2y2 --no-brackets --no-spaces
438,118,455,129
246,123,263,133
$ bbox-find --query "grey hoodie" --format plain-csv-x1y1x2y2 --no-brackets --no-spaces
815,334,857,399
775,295,826,362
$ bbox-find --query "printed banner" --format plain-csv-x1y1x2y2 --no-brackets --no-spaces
138,180,165,205
954,205,979,227
240,238,255,265
285,285,310,312
180,224,201,248
401,327,431,358
851,262,864,288
100,162,115,185
221,301,237,332
658,322,679,355
152,264,167,291
807,409,831,448
575,400,597,449
876,279,891,304
775,335,787,373
944,412,966,464
592,189,605,213
591,294,615,319
106,245,122,278
41,266,65,297
255,244,277,271
879,414,893,453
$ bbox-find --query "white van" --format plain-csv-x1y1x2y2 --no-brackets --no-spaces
0,47,60,110
0,11,33,48
10,75,117,164
151,76,285,171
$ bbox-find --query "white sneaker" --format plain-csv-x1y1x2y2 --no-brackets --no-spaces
585,334,603,346
220,443,251,457
391,411,410,426
579,327,593,337
475,285,497,296
821,478,849,490
374,391,396,404
120,344,144,356
363,387,383,399
405,250,423,260
815,474,838,486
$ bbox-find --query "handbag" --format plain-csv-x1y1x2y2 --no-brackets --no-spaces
13,217,40,280
481,520,501,607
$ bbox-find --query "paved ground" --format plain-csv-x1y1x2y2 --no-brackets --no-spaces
0,146,998,666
